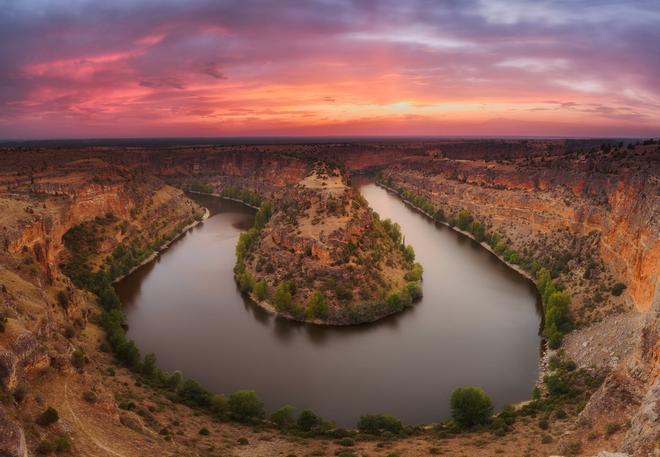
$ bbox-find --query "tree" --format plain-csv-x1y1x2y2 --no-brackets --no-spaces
450,386,493,428
142,353,157,378
297,409,321,432
165,371,182,391
254,280,268,301
405,281,423,301
228,390,265,423
307,291,328,319
273,282,293,312
357,413,403,435
611,282,626,296
210,394,228,420
36,407,59,426
71,349,86,369
236,271,254,293
457,209,473,231
178,379,212,408
404,263,423,281
270,405,295,429
403,245,415,262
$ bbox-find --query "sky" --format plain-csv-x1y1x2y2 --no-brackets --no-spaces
1,0,659,139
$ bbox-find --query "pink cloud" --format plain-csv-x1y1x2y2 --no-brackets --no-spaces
0,0,658,138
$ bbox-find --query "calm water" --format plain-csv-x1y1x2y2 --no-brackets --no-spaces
116,183,542,426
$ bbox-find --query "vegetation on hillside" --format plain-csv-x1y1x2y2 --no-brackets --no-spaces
377,176,578,348
231,177,423,325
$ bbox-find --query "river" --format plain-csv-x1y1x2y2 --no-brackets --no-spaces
115,181,542,426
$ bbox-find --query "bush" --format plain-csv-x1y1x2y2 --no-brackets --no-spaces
457,209,473,230
52,436,71,453
270,405,295,429
198,427,210,436
36,407,59,426
37,440,55,454
450,387,493,428
178,379,212,408
235,271,254,293
210,394,228,419
82,391,97,403
544,373,569,396
63,325,75,339
228,390,265,423
357,414,404,435
611,282,626,296
307,291,328,320
606,422,621,436
338,437,355,446
273,282,293,312
405,282,423,301
71,349,86,369
404,263,423,281
297,409,322,432
403,245,415,262
13,384,28,403
254,280,268,301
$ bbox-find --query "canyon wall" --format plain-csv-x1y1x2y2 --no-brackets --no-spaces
379,147,658,314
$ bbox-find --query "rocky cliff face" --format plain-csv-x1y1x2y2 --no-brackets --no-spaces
379,144,658,316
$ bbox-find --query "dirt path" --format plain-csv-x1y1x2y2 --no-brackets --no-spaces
64,382,127,457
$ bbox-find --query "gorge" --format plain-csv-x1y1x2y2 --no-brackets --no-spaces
0,139,657,456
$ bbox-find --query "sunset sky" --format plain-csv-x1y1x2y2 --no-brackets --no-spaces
1,0,659,139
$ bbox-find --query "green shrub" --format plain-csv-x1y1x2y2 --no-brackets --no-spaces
297,409,322,432
71,349,86,369
178,379,212,408
403,245,415,262
450,387,493,428
606,422,621,436
270,405,295,429
82,391,97,403
228,390,265,423
254,280,268,301
611,282,626,296
404,263,423,281
37,440,55,454
457,209,473,230
13,384,28,403
357,414,404,435
307,291,329,320
544,373,569,396
338,437,355,446
63,325,75,339
198,427,210,436
273,282,293,312
36,407,59,426
405,282,423,301
52,436,71,453
210,394,228,419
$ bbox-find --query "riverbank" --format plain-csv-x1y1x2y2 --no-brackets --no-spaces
188,190,261,209
376,182,538,284
376,181,552,383
112,207,210,284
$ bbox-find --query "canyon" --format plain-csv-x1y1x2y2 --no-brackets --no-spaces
0,139,657,456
